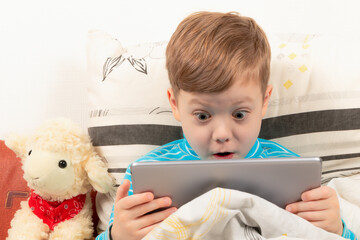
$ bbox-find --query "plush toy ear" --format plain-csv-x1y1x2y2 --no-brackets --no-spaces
5,134,29,160
85,153,115,194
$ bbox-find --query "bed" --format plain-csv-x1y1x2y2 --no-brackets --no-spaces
87,30,360,238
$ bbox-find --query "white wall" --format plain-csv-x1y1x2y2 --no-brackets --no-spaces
1,0,359,138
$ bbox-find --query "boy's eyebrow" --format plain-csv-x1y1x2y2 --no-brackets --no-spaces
188,96,255,106
188,98,205,105
231,97,255,104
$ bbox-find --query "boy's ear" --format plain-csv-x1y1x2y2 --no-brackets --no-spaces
167,88,180,121
262,85,273,118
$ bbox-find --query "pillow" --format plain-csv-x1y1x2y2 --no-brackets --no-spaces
86,30,182,232
0,140,30,240
261,33,360,184
87,30,360,231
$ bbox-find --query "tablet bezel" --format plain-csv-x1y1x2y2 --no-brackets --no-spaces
130,157,322,209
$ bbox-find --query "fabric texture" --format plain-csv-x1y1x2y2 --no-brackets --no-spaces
0,140,30,240
96,138,299,240
87,30,180,185
143,176,359,240
342,220,358,240
262,34,360,184
28,190,86,230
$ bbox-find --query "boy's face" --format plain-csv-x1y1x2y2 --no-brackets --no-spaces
168,79,272,160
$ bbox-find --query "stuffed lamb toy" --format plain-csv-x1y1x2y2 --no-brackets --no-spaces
5,118,114,240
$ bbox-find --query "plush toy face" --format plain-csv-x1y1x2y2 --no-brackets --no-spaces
24,149,76,196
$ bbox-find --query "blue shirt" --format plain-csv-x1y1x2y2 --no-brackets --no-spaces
96,138,356,240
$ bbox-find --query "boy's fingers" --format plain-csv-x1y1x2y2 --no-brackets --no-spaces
120,192,154,210
134,197,174,217
301,186,334,202
286,199,328,213
115,179,131,202
136,207,177,229
296,210,328,221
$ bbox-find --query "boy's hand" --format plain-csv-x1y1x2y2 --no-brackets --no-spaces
111,179,177,240
285,186,343,235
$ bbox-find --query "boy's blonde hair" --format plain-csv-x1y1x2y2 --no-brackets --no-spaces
166,11,271,98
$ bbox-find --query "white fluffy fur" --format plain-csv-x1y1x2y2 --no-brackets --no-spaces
5,118,115,240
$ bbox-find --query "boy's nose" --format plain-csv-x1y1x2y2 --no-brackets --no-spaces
213,121,232,143
216,137,229,143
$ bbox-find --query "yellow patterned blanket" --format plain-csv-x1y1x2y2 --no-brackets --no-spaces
144,175,360,240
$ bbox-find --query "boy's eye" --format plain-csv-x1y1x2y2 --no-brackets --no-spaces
194,112,211,121
232,111,247,120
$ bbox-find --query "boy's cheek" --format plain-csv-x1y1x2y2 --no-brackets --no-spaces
183,126,208,147
185,136,208,158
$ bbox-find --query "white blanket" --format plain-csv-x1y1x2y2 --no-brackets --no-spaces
144,175,360,240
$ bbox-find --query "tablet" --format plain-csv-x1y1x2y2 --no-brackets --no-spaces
130,157,322,209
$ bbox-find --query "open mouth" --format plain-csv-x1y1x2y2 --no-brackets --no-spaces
213,152,234,159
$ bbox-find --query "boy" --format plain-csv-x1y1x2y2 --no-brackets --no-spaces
97,12,356,240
